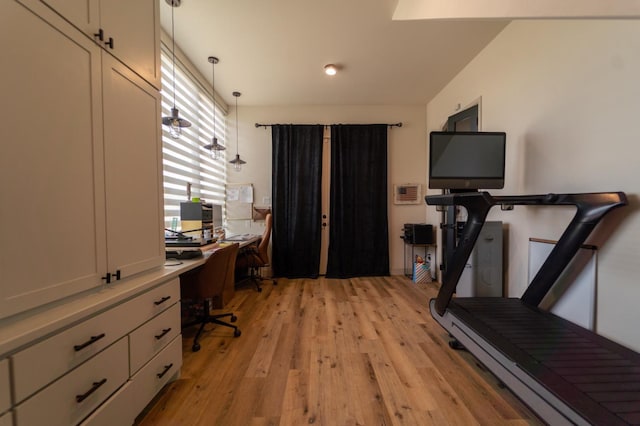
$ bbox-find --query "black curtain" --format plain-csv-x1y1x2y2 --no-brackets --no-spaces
271,125,324,278
326,124,389,278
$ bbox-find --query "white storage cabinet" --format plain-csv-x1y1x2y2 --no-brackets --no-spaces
0,0,164,320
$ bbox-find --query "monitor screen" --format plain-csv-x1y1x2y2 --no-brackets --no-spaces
429,131,506,190
212,204,223,228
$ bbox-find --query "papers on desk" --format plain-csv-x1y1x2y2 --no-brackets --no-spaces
224,234,258,242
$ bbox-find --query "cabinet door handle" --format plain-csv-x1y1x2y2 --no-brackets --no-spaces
156,363,173,379
74,333,106,351
155,328,172,340
154,296,171,306
105,37,114,49
94,28,104,41
76,378,107,403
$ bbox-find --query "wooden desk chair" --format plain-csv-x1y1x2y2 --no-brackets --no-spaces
180,243,241,352
236,213,275,292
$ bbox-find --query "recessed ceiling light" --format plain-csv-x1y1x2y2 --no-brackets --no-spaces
324,64,338,76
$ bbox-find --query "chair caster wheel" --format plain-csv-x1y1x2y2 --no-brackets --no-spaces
192,343,201,352
234,329,241,337
230,315,237,322
449,339,465,350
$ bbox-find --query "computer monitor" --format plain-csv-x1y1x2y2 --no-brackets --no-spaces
429,131,506,190
212,204,223,229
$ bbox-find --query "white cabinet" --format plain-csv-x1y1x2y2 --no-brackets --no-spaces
8,278,181,425
130,335,182,417
129,303,181,374
1,0,163,320
15,338,129,426
12,279,179,403
40,0,160,88
79,381,136,426
1,0,107,319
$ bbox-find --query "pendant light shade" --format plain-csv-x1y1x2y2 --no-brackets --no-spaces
162,0,191,139
229,91,246,172
203,56,225,159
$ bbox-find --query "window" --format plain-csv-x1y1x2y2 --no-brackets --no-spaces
160,46,227,228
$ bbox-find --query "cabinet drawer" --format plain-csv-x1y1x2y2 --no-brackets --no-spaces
15,337,128,426
13,278,179,402
14,302,128,402
0,359,9,414
129,303,180,375
130,335,182,416
125,278,179,328
79,380,135,426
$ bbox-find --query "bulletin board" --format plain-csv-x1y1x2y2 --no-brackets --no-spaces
226,183,253,220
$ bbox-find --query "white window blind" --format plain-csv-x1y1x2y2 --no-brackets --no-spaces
160,47,227,228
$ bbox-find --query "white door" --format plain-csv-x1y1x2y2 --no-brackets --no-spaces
319,128,331,274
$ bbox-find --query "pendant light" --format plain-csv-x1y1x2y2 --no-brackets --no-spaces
161,0,191,139
203,56,225,159
229,91,247,172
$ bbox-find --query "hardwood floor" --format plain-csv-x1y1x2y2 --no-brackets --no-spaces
136,276,542,425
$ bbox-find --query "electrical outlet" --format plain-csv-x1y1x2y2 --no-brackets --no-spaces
262,196,271,205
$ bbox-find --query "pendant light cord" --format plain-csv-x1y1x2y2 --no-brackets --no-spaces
171,4,177,109
235,95,239,155
212,60,216,140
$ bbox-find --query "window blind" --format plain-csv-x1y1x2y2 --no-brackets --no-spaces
160,47,227,228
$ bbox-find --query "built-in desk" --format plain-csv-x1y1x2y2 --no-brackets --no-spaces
165,235,259,256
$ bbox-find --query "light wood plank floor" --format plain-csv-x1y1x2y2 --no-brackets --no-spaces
137,276,542,425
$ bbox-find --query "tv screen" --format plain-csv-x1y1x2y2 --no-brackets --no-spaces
429,131,506,190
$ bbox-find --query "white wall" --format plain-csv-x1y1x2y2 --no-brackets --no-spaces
427,19,640,351
225,105,428,275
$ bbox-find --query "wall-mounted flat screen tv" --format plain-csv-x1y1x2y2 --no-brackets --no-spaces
429,131,506,190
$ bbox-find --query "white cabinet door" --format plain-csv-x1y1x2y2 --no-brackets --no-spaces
0,0,107,319
100,0,161,89
102,54,165,279
38,0,99,36
39,0,160,89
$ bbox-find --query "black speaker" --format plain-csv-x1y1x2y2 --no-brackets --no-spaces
403,224,434,244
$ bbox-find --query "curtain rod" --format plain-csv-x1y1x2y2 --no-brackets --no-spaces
255,122,402,129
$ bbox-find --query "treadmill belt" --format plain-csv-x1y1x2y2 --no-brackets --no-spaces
447,297,640,425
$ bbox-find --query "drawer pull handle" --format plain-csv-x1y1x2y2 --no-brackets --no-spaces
154,296,171,306
157,363,174,379
74,333,106,351
155,328,172,340
76,378,107,403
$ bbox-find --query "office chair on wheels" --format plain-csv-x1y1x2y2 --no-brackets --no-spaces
180,243,241,352
236,213,275,292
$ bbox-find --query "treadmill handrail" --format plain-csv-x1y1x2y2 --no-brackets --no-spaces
425,191,627,316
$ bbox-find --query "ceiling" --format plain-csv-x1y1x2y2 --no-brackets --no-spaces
160,0,508,107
